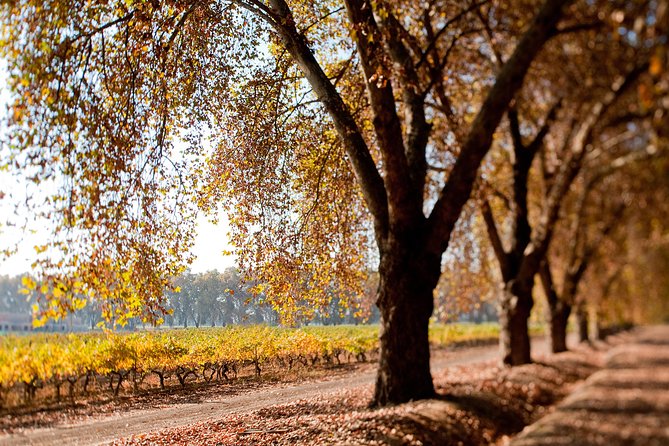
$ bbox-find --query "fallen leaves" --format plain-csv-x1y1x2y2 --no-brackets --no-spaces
109,345,605,446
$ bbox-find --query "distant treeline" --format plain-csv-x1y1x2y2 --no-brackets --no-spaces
0,268,378,330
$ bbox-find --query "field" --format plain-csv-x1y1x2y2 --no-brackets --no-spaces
0,323,511,409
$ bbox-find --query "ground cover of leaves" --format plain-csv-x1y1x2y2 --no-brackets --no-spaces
111,345,604,446
510,326,669,446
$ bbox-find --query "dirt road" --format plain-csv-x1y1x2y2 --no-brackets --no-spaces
0,337,559,446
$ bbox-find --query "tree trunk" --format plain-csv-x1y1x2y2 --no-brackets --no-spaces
549,302,571,353
373,242,440,406
576,304,589,342
592,309,604,340
499,282,534,365
592,320,602,340
539,261,571,353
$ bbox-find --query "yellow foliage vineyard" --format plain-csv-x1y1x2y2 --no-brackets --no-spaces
0,323,502,406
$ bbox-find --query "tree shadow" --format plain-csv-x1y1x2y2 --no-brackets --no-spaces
435,392,528,435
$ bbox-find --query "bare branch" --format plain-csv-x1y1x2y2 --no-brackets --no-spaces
67,10,135,45
552,21,603,36
380,10,431,199
416,0,490,69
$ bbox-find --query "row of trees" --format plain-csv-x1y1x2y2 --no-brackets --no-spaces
0,268,379,329
166,269,279,327
1,0,668,406
0,275,30,314
165,268,377,327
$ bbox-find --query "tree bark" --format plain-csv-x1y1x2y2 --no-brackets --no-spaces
373,236,441,406
499,281,534,365
540,260,572,353
592,317,603,340
550,303,571,353
576,304,589,342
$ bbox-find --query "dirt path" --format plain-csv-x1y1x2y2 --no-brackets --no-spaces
0,337,560,446
511,325,669,446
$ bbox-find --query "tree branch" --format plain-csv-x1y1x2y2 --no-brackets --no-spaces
344,0,418,225
587,144,664,187
508,108,524,152
426,0,571,256
416,0,490,69
480,199,510,277
380,10,431,202
265,0,389,237
539,260,559,309
563,203,624,303
521,62,649,275
551,21,603,36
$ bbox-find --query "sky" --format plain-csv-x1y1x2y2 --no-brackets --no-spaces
0,211,237,277
188,215,237,274
0,64,237,278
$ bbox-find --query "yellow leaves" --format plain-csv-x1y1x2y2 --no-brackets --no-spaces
72,297,87,311
376,6,389,22
21,276,36,294
32,314,47,328
0,323,496,397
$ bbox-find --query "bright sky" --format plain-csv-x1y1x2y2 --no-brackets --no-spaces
0,64,236,278
0,211,237,277
189,214,237,274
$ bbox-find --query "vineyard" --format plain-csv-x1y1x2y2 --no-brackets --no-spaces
0,323,505,408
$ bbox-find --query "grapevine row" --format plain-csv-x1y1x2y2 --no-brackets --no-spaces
0,323,503,407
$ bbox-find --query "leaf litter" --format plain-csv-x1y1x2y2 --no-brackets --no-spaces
110,345,605,446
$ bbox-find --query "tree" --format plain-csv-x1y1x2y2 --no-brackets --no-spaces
540,138,665,351
0,275,29,314
1,0,573,404
582,150,669,335
540,188,624,351
193,270,225,327
479,0,666,363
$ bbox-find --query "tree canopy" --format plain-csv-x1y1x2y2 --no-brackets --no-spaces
1,0,668,405
0,0,567,323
